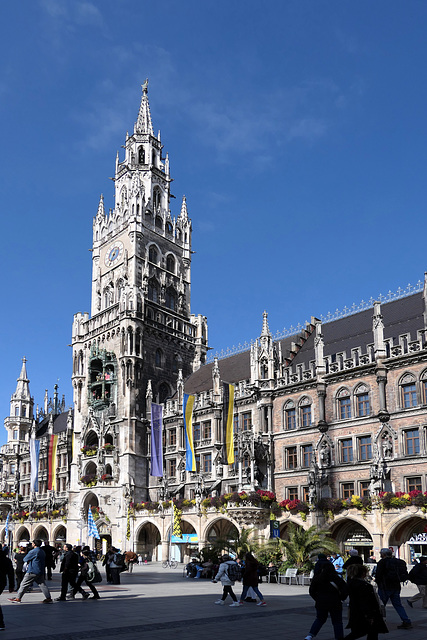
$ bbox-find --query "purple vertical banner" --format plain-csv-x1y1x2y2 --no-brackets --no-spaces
150,403,163,477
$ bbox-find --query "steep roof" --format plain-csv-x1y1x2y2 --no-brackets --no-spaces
36,411,70,438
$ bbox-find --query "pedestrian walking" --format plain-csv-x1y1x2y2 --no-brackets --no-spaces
56,543,88,601
238,552,266,606
406,556,427,609
14,547,26,589
102,548,114,583
212,554,241,607
305,560,348,640
8,539,53,603
331,552,345,575
375,548,411,629
137,554,143,565
109,547,123,585
72,546,100,599
0,550,9,628
124,550,137,573
345,563,388,640
343,550,364,582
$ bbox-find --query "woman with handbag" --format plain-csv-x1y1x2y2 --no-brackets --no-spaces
72,546,101,600
345,564,388,640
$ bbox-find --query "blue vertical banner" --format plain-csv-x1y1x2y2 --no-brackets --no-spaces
150,403,163,477
29,437,40,492
183,394,196,471
270,520,280,539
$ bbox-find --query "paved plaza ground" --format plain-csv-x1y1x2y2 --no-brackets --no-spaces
1,563,426,640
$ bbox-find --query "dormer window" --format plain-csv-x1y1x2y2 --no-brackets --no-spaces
138,146,145,164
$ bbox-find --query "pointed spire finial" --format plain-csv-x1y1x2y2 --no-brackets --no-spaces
261,310,270,337
135,80,153,134
180,195,188,219
97,194,105,219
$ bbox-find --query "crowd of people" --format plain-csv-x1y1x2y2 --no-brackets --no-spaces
0,539,142,630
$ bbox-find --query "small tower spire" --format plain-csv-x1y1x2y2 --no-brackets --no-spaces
179,195,188,219
96,194,105,220
135,79,154,135
261,311,270,338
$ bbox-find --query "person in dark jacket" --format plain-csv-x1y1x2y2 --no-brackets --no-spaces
56,544,88,601
375,548,411,629
8,539,52,603
345,563,388,640
406,556,427,609
42,543,58,580
238,553,266,606
102,548,115,583
343,550,364,582
72,546,100,599
305,560,348,640
14,547,26,589
109,547,122,585
0,551,8,628
313,553,331,576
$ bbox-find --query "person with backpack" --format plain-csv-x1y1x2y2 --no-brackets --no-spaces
56,543,89,601
72,546,100,599
212,554,241,607
238,552,266,607
304,560,348,640
375,548,411,629
406,556,427,609
109,547,124,584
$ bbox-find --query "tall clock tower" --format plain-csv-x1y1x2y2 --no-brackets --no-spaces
70,83,208,541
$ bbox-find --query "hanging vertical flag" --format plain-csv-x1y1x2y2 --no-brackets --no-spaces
87,507,100,539
172,503,182,538
4,512,10,538
126,506,131,541
47,433,58,491
183,394,196,471
29,437,40,492
150,403,163,477
222,383,235,464
67,431,74,481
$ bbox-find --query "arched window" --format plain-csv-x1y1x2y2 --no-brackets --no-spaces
148,279,159,303
153,188,161,209
337,388,351,420
116,279,124,303
158,382,170,404
260,360,268,379
400,373,418,408
165,287,177,311
284,400,296,430
138,146,145,164
155,215,163,230
299,397,312,427
120,187,127,207
421,370,427,404
152,150,156,166
166,254,175,273
148,245,158,264
166,221,173,234
355,384,370,417
15,406,19,417
155,349,163,367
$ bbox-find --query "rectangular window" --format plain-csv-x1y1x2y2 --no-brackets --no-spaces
232,449,239,472
302,486,309,502
202,421,211,440
302,444,313,468
242,413,252,431
359,436,372,461
193,423,200,442
203,453,212,473
405,429,420,455
301,405,312,427
286,408,296,430
233,415,239,434
402,383,417,408
169,429,176,446
360,481,370,498
168,458,176,477
286,446,298,469
342,483,354,499
407,477,422,492
357,394,370,417
341,438,353,463
288,487,298,501
339,397,351,420
195,454,200,473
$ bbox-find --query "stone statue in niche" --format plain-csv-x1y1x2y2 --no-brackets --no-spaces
381,434,393,459
307,458,318,504
254,465,265,486
319,442,331,468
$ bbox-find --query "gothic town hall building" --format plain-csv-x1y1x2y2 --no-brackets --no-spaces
1,85,427,564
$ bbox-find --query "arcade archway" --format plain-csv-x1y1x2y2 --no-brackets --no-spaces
389,515,427,563
33,525,49,542
329,518,373,561
136,522,161,560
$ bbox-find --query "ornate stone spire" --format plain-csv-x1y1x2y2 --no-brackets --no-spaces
179,195,188,219
96,194,105,220
261,311,270,338
135,79,154,135
13,357,30,400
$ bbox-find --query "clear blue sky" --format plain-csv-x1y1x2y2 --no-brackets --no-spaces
2,1,427,445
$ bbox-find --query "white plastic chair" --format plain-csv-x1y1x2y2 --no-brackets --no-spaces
281,568,298,584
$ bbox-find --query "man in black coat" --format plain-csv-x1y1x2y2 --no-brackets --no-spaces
42,543,58,580
407,556,427,609
343,549,363,582
375,547,411,629
56,544,88,601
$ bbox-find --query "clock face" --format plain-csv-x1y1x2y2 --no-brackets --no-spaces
104,241,124,268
